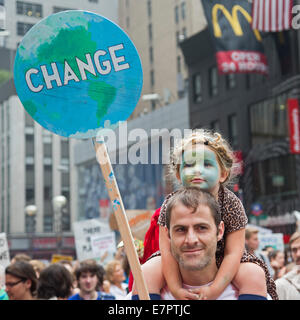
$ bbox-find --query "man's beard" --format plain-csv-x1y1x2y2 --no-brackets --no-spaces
171,242,216,271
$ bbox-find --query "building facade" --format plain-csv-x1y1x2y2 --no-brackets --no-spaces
118,0,206,118
0,0,118,259
181,28,300,238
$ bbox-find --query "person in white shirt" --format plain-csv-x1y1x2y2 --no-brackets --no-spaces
106,260,128,300
132,187,266,300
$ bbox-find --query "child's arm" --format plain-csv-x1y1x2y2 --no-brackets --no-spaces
192,228,245,299
159,225,198,300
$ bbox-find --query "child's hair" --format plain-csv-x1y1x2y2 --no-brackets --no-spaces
169,129,238,186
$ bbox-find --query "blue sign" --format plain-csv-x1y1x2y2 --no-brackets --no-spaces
14,10,143,139
251,203,263,216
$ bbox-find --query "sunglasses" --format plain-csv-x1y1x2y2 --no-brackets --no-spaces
5,279,26,288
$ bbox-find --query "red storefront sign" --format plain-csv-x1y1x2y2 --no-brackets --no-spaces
288,99,300,154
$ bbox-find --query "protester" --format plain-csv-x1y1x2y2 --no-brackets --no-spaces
132,187,269,300
245,227,274,278
5,261,37,300
10,253,31,264
268,250,287,280
58,260,80,296
37,263,73,300
105,260,128,299
68,259,115,300
275,232,300,300
29,259,46,279
141,130,277,300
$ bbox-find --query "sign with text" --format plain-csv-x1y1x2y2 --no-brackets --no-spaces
73,218,111,261
0,233,10,268
14,10,143,139
202,0,268,75
91,232,116,266
288,98,300,154
257,233,284,252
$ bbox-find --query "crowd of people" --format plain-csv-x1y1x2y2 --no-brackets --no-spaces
0,250,131,300
1,129,299,301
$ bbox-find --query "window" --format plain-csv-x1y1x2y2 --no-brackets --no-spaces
253,155,297,200
88,0,98,3
148,24,152,41
25,164,34,205
193,73,202,103
53,7,73,13
177,56,181,73
181,2,186,20
250,93,288,146
126,16,130,28
25,134,34,157
149,46,153,64
226,73,236,90
228,114,238,149
17,22,34,36
147,0,152,18
16,1,42,18
61,140,69,159
209,67,218,97
211,120,220,132
175,6,179,23
150,70,155,87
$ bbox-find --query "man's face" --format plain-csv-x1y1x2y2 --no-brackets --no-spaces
5,274,30,300
291,237,300,265
246,233,259,251
169,202,223,271
78,272,98,294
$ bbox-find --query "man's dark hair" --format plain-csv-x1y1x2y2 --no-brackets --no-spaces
5,261,37,295
165,186,221,230
37,263,73,299
74,260,105,289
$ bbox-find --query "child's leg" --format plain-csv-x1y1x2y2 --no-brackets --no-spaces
132,255,165,296
232,262,267,297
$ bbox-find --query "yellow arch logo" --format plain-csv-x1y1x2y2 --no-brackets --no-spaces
212,4,262,42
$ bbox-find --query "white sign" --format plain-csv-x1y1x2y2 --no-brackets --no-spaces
257,233,284,252
0,233,10,268
73,219,111,262
91,232,116,266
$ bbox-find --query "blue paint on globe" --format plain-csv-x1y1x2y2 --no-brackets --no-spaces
14,10,143,139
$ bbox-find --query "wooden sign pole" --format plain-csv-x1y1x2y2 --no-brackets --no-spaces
93,138,150,300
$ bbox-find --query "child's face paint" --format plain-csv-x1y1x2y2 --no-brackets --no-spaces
178,144,226,194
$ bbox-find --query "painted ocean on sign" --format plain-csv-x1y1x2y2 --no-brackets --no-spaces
14,10,143,139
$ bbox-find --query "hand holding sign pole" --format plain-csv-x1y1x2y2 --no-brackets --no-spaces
14,10,149,299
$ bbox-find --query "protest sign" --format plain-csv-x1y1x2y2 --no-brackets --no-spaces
14,10,148,299
73,219,111,262
91,232,116,266
0,233,10,268
258,233,284,252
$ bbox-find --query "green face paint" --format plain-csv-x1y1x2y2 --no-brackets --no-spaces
179,145,222,193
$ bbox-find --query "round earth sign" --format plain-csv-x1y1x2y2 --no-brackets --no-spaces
14,10,143,139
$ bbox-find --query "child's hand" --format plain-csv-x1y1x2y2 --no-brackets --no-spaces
173,287,201,300
189,286,218,300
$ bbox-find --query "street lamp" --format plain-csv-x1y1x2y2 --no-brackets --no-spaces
52,195,67,254
25,205,37,256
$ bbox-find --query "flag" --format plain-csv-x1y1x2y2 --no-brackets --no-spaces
252,0,293,32
202,0,268,75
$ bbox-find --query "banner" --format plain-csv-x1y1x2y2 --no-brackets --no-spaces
288,98,300,154
73,219,111,261
202,0,268,75
0,233,10,268
91,232,116,266
257,233,284,252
